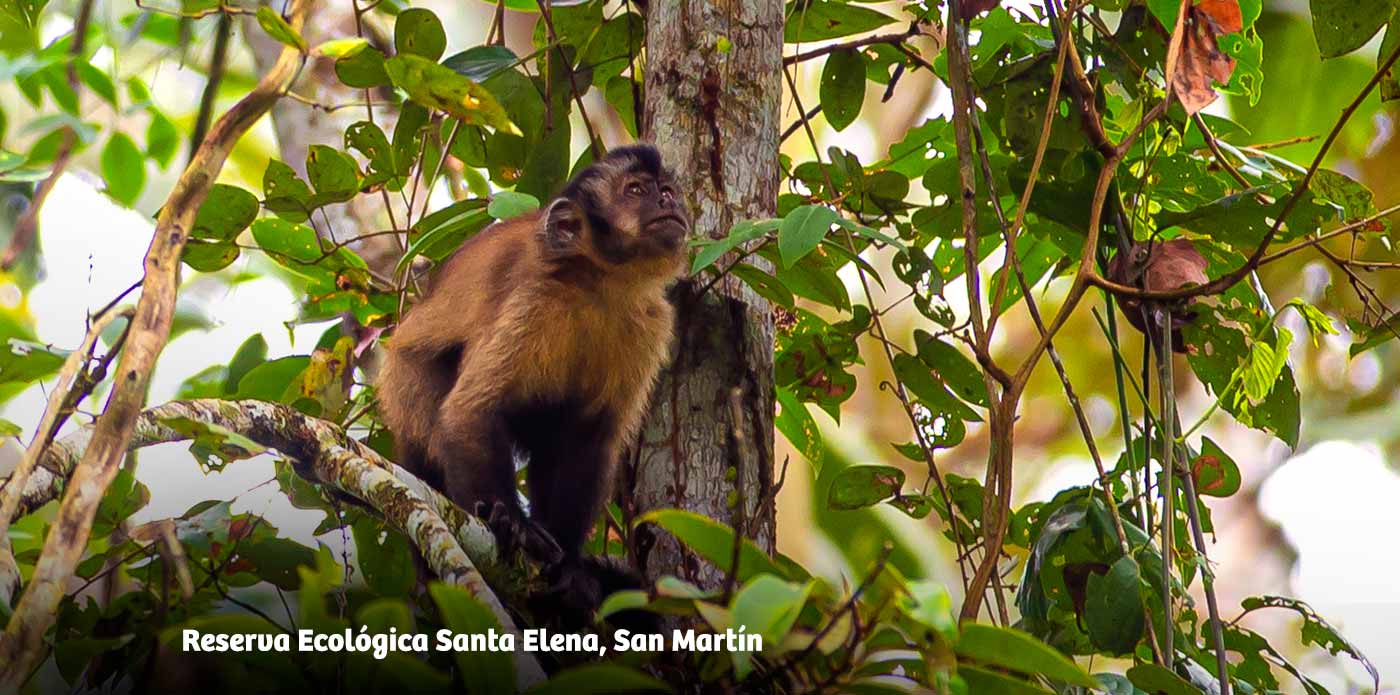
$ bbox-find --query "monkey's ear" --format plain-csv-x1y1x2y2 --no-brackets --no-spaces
540,198,588,259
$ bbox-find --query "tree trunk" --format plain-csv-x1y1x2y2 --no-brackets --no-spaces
628,1,782,586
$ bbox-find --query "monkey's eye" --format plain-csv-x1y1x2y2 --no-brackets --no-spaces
626,182,646,197
659,186,675,202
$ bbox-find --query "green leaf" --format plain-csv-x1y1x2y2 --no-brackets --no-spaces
1382,11,1400,102
775,386,823,475
730,262,796,308
1309,0,1391,58
181,241,239,272
784,1,897,42
778,205,837,267
352,516,416,596
1350,312,1400,356
1242,327,1292,405
224,334,269,395
0,417,21,438
100,133,144,206
192,184,259,241
1192,437,1242,498
526,664,671,695
827,464,904,510
444,45,520,83
690,218,777,273
394,7,446,60
1084,556,1144,655
74,61,116,105
819,49,865,131
1286,299,1337,345
305,144,359,206
634,509,786,582
913,330,988,408
239,537,318,591
146,111,178,168
1241,595,1380,691
346,121,408,190
729,575,813,677
262,159,313,222
312,37,368,58
429,583,516,695
255,6,306,52
487,190,540,219
385,54,520,135
252,218,323,267
234,356,311,402
956,623,1100,688
400,199,492,271
1126,664,1198,695
581,12,644,86
335,44,390,88
960,666,1054,695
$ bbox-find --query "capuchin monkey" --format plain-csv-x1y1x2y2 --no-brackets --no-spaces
376,145,688,624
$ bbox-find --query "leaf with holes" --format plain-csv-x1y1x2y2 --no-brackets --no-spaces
819,48,864,131
385,55,519,135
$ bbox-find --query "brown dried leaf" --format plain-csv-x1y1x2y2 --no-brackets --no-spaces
1171,0,1243,114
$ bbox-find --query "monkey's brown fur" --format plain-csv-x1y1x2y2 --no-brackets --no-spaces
376,145,688,565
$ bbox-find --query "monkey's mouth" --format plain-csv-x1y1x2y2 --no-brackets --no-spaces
645,213,688,232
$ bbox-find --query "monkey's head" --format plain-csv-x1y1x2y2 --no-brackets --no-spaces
542,145,690,276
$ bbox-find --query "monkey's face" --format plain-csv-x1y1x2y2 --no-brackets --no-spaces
610,170,689,256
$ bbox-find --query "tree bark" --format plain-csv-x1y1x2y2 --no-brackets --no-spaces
629,1,781,587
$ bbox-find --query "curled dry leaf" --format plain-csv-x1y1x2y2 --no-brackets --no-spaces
1171,0,1243,115
1106,238,1210,353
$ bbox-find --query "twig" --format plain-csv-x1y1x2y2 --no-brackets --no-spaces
782,23,927,66
189,12,233,162
1180,463,1232,695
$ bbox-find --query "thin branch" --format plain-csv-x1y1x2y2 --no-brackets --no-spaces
782,23,928,66
0,307,132,605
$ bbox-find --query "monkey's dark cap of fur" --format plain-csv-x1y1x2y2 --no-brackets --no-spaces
560,144,669,200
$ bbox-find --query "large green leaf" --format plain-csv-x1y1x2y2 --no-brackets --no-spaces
819,48,865,131
1083,556,1144,655
393,7,446,61
784,1,897,42
192,184,258,241
1309,0,1391,58
634,509,786,582
429,584,516,695
778,204,837,267
100,133,144,206
827,464,903,510
384,54,520,135
957,623,1100,688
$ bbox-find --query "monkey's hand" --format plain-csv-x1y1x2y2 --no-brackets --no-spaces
475,501,565,566
534,556,662,634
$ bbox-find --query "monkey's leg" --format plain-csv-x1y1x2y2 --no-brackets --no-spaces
525,419,618,560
